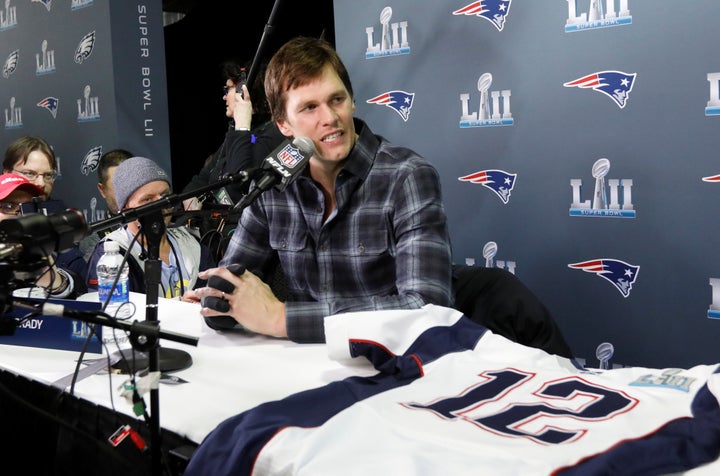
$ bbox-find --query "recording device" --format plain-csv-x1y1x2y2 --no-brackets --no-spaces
0,209,88,319
235,67,248,97
201,264,245,330
19,197,66,216
0,209,88,273
232,136,315,211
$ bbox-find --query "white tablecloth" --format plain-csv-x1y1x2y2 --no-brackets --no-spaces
0,292,376,444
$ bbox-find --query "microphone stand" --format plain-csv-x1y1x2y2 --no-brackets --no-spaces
89,170,253,236
85,170,252,475
139,206,164,476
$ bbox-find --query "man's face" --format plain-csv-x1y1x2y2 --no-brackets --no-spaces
124,180,172,234
97,165,119,214
223,79,237,118
8,150,55,199
276,65,356,167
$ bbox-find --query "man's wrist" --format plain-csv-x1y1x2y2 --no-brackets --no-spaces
48,268,74,298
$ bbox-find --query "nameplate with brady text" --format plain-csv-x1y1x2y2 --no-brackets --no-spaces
0,297,103,354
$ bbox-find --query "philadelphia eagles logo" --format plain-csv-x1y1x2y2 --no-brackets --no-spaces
3,50,19,78
75,31,96,64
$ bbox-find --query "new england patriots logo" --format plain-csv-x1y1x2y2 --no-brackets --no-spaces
453,0,512,32
3,50,19,78
37,97,59,118
366,90,415,121
568,259,640,297
564,71,637,109
80,146,102,175
75,31,96,64
32,0,52,12
458,169,516,204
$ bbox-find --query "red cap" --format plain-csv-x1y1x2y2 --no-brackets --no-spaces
0,173,44,200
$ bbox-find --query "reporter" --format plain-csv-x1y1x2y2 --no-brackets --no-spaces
181,60,284,212
86,157,216,298
3,135,87,281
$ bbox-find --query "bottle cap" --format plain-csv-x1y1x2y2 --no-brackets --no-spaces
103,241,119,253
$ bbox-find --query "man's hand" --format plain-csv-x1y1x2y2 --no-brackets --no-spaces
192,266,287,338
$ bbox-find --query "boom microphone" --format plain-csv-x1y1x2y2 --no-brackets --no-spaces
232,136,315,211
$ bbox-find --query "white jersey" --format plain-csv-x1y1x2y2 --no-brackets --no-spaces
186,305,720,476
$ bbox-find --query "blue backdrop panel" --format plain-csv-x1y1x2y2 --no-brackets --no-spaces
333,0,720,368
0,0,171,225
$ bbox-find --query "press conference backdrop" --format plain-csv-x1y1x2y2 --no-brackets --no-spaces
333,0,720,369
0,0,171,224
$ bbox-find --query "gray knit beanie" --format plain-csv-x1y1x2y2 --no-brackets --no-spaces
113,156,171,210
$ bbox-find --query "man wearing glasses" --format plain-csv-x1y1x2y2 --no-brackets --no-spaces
3,135,58,199
3,135,87,286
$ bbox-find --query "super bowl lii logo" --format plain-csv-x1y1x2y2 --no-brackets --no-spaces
365,6,409,59
565,0,632,33
36,39,56,76
71,0,94,11
72,320,93,340
708,278,720,320
705,72,720,116
570,158,635,218
706,175,720,318
0,0,17,31
460,72,513,128
4,97,22,129
462,242,516,274
77,84,101,122
482,241,516,274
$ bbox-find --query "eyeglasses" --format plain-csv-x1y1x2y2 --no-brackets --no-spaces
222,84,236,96
0,201,22,216
12,169,57,182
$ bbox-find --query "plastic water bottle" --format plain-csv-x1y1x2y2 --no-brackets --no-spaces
97,240,132,319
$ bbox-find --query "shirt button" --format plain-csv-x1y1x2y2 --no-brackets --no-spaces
319,244,327,252
280,239,287,249
357,243,365,253
321,284,328,292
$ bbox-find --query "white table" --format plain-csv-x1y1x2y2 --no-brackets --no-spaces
0,292,376,445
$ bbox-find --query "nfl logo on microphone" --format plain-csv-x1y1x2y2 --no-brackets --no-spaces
277,143,304,168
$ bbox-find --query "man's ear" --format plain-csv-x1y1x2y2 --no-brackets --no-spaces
97,183,107,199
276,119,293,137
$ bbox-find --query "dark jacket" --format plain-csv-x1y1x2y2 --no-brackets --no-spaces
182,121,286,205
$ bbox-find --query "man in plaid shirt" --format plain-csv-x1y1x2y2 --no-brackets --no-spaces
184,37,452,343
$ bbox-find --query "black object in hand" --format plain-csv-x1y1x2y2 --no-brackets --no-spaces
201,264,245,330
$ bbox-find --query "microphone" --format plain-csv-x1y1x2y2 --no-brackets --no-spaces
232,136,315,211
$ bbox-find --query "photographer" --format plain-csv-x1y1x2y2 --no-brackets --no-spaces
0,173,85,298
